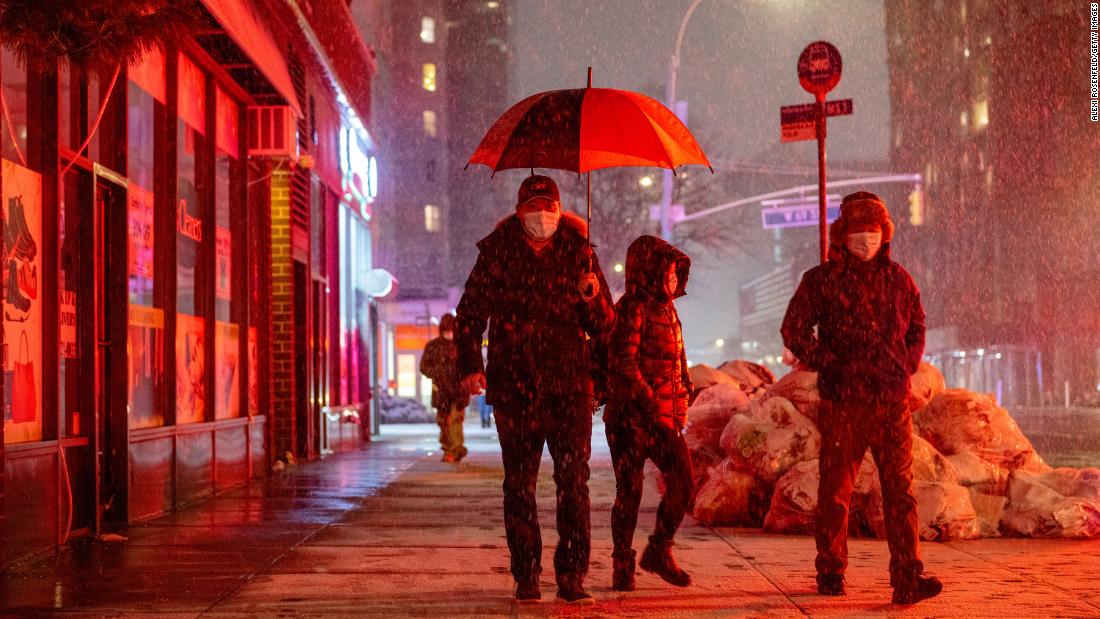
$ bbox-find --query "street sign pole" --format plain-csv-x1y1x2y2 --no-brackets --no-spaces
816,93,827,263
794,40,843,264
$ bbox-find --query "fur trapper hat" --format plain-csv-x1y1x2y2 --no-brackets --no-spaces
829,191,895,248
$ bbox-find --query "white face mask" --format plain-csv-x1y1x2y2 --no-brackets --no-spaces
846,232,882,261
522,210,560,241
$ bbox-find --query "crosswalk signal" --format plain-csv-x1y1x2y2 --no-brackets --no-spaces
908,188,925,226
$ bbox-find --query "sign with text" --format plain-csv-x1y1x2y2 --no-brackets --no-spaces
779,99,853,143
761,202,841,230
797,41,842,96
60,290,77,358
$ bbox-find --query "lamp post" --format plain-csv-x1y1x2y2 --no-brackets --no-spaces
660,0,704,241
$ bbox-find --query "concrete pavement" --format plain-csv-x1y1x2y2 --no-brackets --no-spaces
4,417,1100,617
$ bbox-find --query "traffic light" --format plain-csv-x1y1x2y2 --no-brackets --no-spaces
908,187,925,226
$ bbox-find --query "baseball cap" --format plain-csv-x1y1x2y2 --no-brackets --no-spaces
517,175,560,206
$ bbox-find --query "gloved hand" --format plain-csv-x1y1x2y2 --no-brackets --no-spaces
461,373,486,396
578,272,600,302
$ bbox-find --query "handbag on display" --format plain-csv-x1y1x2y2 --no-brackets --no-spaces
12,329,36,423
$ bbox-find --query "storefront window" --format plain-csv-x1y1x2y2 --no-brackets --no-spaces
127,51,166,429
2,48,28,166
59,172,85,436
176,54,208,425
214,86,241,420
339,209,349,404
3,157,43,443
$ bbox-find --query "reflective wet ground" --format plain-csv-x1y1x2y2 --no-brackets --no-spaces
4,418,1100,617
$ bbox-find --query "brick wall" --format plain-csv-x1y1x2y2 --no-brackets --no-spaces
269,170,296,459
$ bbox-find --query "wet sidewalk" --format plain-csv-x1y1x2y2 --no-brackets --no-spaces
4,418,1100,617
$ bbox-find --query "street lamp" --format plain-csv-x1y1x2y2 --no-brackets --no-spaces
639,175,654,188
660,0,705,241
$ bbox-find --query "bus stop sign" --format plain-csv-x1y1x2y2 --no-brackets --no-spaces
797,41,842,97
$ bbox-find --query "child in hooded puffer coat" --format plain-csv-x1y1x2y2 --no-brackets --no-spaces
604,235,694,591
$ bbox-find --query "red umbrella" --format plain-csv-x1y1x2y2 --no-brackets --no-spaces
467,69,712,236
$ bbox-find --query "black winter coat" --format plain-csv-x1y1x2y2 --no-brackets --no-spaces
780,244,926,404
454,213,615,410
420,336,464,411
606,236,693,430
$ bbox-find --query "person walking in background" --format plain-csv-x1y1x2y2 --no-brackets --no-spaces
455,175,614,604
420,313,468,463
476,393,494,429
605,235,694,592
781,191,942,605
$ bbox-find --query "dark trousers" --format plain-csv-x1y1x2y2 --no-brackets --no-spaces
606,414,694,555
494,398,592,585
815,399,923,586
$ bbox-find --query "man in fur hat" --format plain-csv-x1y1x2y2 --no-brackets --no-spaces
780,191,942,605
455,175,615,604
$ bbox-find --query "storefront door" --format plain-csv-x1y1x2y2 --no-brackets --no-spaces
93,168,129,529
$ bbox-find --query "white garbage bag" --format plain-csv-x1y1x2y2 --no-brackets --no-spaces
911,434,960,484
720,397,820,482
914,389,1046,471
763,370,821,423
968,488,1007,537
907,362,946,411
688,364,740,392
691,458,767,526
717,360,775,398
946,449,1011,495
1001,467,1100,538
914,481,981,541
763,455,884,537
684,383,749,484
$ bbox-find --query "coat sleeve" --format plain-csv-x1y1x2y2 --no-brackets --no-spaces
904,276,927,375
611,297,656,406
419,340,440,381
579,247,615,338
455,251,494,379
679,341,693,395
781,269,830,371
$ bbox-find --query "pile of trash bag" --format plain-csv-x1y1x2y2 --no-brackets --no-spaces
378,393,434,424
682,359,1100,539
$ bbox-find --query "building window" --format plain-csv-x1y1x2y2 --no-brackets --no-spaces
971,99,989,131
214,86,243,420
420,16,435,43
421,63,437,92
176,53,209,425
424,204,441,232
422,110,437,137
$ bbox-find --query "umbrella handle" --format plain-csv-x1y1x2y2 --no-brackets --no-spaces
585,171,594,296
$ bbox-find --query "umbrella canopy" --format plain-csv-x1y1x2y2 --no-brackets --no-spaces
467,87,712,175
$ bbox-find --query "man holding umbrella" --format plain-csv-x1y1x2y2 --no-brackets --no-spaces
455,174,614,604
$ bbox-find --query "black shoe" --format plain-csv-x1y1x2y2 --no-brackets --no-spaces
892,574,942,605
556,576,595,604
639,538,691,587
515,578,541,603
6,196,36,261
612,549,636,592
817,573,846,596
6,260,30,313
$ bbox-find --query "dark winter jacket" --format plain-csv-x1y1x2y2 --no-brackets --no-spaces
780,243,926,405
454,212,615,410
606,236,693,430
420,336,465,411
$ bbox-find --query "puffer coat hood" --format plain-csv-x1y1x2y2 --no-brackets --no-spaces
606,237,693,431
625,235,691,300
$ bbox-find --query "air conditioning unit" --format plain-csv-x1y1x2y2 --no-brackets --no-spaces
247,106,298,160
